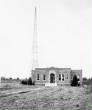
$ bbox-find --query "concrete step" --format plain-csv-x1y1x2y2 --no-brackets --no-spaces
45,83,57,86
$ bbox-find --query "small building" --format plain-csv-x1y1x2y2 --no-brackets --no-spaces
31,67,82,86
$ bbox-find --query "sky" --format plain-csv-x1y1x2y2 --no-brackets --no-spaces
0,0,91,78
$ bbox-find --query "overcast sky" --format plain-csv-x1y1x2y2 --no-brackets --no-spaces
0,0,91,78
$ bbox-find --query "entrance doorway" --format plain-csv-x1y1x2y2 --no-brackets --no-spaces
50,73,55,83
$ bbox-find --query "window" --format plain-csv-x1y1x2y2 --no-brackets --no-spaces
59,74,61,80
66,74,68,79
62,74,64,81
71,74,72,79
37,74,39,80
43,74,46,80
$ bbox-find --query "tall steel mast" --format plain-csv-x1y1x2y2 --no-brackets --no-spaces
32,6,39,70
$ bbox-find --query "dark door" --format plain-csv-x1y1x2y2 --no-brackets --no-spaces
50,73,55,83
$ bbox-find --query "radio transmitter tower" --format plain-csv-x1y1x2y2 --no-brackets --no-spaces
32,6,39,70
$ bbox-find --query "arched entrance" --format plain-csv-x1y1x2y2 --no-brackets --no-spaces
50,73,55,83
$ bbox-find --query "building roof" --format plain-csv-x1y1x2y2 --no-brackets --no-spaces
35,66,71,70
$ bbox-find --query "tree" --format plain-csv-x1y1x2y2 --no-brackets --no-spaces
21,77,35,85
83,77,87,81
71,75,78,86
1,77,6,80
28,77,32,85
9,77,12,80
16,77,20,80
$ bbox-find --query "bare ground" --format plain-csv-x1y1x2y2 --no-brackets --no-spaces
0,83,92,110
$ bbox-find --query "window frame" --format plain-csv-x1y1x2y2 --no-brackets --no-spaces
43,74,46,80
37,74,40,80
62,74,64,81
59,74,61,81
66,74,68,79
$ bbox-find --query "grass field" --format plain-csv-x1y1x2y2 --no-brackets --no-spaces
0,83,92,110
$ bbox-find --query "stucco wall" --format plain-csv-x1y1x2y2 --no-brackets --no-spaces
32,68,72,85
31,69,49,85
56,69,71,85
31,68,82,86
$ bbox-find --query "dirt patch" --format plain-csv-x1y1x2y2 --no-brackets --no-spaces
0,85,92,110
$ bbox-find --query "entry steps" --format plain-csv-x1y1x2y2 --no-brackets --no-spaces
45,83,57,86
